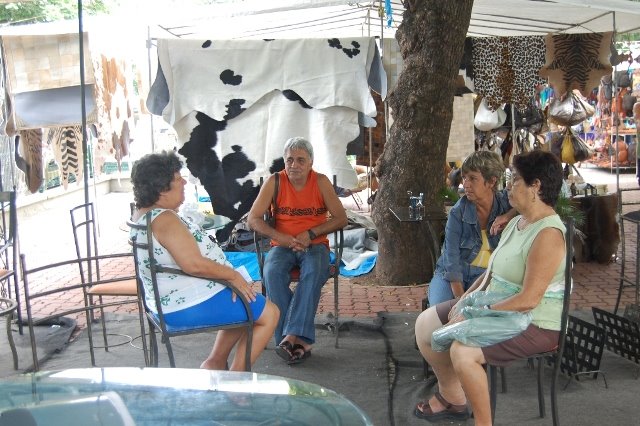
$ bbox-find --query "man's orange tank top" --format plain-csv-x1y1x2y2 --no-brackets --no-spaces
273,169,329,248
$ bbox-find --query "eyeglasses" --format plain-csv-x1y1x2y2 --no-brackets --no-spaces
506,170,522,187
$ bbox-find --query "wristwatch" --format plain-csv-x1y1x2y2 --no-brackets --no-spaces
308,229,317,240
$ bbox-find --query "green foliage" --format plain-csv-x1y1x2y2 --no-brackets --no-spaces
437,186,460,205
555,195,585,227
0,0,115,26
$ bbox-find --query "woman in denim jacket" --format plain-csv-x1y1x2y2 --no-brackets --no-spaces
428,151,515,306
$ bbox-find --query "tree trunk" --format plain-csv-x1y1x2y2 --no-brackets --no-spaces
372,0,474,285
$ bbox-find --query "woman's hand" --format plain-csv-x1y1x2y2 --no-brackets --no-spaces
451,281,465,298
229,272,256,303
447,312,465,325
490,214,509,235
448,298,463,321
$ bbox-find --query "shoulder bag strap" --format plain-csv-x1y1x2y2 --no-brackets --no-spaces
268,173,279,226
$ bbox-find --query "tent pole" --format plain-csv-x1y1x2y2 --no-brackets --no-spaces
77,0,92,260
147,25,156,153
613,12,620,196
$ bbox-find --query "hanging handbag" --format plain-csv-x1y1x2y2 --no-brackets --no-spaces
513,102,545,128
569,131,594,163
560,130,593,164
474,99,507,131
548,91,595,127
561,131,576,164
614,69,631,88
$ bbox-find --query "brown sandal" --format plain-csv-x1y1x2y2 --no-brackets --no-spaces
414,391,470,422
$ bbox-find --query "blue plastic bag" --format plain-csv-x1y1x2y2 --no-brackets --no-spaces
431,291,532,352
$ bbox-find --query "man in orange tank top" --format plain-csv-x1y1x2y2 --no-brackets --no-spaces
248,137,348,364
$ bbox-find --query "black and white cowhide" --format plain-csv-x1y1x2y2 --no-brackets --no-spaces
147,37,386,240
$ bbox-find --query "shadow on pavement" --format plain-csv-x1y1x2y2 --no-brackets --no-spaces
2,310,640,425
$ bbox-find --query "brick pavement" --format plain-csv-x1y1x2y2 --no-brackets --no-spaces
11,167,640,330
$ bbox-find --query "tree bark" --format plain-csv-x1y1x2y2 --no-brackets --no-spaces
372,0,474,285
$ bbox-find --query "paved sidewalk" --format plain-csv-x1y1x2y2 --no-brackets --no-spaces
9,166,640,326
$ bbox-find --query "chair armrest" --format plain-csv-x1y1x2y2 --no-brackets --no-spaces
332,228,344,268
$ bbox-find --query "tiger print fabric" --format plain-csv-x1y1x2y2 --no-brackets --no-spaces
46,125,83,190
539,32,613,98
472,36,546,112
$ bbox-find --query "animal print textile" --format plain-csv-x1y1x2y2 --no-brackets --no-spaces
16,129,43,193
45,126,83,190
90,53,135,174
472,36,546,112
147,37,386,239
539,32,613,98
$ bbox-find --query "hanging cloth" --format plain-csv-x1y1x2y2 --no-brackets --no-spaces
472,36,546,112
539,32,613,98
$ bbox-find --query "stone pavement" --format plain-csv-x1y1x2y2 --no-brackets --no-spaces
1,166,639,425
8,166,640,327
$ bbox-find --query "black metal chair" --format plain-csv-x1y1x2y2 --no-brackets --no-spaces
252,175,344,348
488,218,574,426
613,188,640,314
0,191,21,334
128,213,254,370
70,202,140,354
20,252,145,371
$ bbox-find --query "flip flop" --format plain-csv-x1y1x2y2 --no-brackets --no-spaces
287,344,311,365
414,391,470,422
275,341,294,362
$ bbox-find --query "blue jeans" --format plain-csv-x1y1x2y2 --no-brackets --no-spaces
427,265,486,306
264,244,330,345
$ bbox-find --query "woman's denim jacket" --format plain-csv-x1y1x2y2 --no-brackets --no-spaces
434,190,511,283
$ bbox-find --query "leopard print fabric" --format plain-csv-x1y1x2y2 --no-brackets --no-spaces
472,36,546,112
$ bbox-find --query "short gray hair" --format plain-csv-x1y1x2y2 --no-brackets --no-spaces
461,150,505,191
283,137,314,162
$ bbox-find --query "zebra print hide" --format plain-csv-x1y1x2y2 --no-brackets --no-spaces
45,126,83,190
539,32,613,98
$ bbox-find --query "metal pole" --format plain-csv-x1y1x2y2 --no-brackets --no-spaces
77,0,92,260
613,12,620,194
147,26,156,152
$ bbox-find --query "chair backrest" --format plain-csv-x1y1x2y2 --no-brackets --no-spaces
127,215,170,332
0,192,18,276
20,252,137,370
0,191,20,330
70,202,100,283
556,218,575,356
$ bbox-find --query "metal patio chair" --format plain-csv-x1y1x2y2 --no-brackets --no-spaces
128,213,254,370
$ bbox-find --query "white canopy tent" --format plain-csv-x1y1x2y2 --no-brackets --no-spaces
138,0,640,40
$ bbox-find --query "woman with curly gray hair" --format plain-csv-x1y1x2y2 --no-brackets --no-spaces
428,150,516,306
